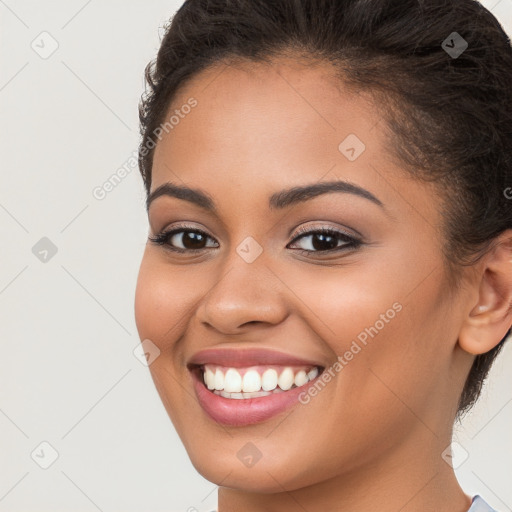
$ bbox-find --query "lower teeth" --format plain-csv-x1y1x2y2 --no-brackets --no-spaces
212,385,296,399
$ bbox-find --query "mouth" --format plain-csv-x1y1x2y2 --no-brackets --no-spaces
187,358,326,426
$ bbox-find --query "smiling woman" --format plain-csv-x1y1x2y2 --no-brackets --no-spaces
133,0,512,511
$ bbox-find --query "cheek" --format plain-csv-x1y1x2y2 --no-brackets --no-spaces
133,253,199,423
134,252,198,349
331,272,453,429
272,258,402,347
134,257,163,342
275,251,450,401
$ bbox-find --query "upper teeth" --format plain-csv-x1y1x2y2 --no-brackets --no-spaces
202,365,320,393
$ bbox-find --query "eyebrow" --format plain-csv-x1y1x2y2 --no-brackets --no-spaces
146,180,385,213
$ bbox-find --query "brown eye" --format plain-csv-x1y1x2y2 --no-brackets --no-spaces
288,227,362,254
169,230,209,250
148,226,219,252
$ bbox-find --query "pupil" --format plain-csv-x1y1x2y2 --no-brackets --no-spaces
184,232,205,249
312,233,337,251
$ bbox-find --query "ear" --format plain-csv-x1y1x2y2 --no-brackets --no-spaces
458,229,512,356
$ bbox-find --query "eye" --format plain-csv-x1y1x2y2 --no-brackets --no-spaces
148,224,219,252
287,226,362,254
148,223,362,255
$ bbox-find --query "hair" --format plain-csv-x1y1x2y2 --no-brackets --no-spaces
138,0,512,418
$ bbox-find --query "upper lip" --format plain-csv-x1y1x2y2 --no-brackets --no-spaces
187,347,325,369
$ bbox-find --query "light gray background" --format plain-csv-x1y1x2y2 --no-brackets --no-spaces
1,1,511,511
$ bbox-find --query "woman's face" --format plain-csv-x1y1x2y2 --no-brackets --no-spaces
134,58,474,493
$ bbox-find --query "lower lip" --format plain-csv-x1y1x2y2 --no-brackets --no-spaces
190,368,321,426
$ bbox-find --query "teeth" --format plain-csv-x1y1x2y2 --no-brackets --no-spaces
242,370,261,392
277,367,294,391
294,370,308,387
261,368,278,391
224,368,242,393
307,367,319,380
202,364,321,396
205,369,215,390
217,390,273,399
214,368,224,390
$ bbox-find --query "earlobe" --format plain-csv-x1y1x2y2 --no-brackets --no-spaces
457,230,512,356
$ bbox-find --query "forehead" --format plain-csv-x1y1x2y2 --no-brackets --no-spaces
151,57,387,194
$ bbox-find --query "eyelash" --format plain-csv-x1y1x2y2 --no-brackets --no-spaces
148,223,362,256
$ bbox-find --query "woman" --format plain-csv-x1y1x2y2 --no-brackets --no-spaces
134,0,512,510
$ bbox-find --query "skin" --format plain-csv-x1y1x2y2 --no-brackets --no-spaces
134,57,512,512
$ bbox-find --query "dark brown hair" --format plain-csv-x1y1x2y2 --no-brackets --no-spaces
138,0,512,417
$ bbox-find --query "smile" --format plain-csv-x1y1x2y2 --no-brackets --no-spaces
186,348,327,426
201,364,321,398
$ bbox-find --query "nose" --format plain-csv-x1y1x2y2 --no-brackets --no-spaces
195,254,289,335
